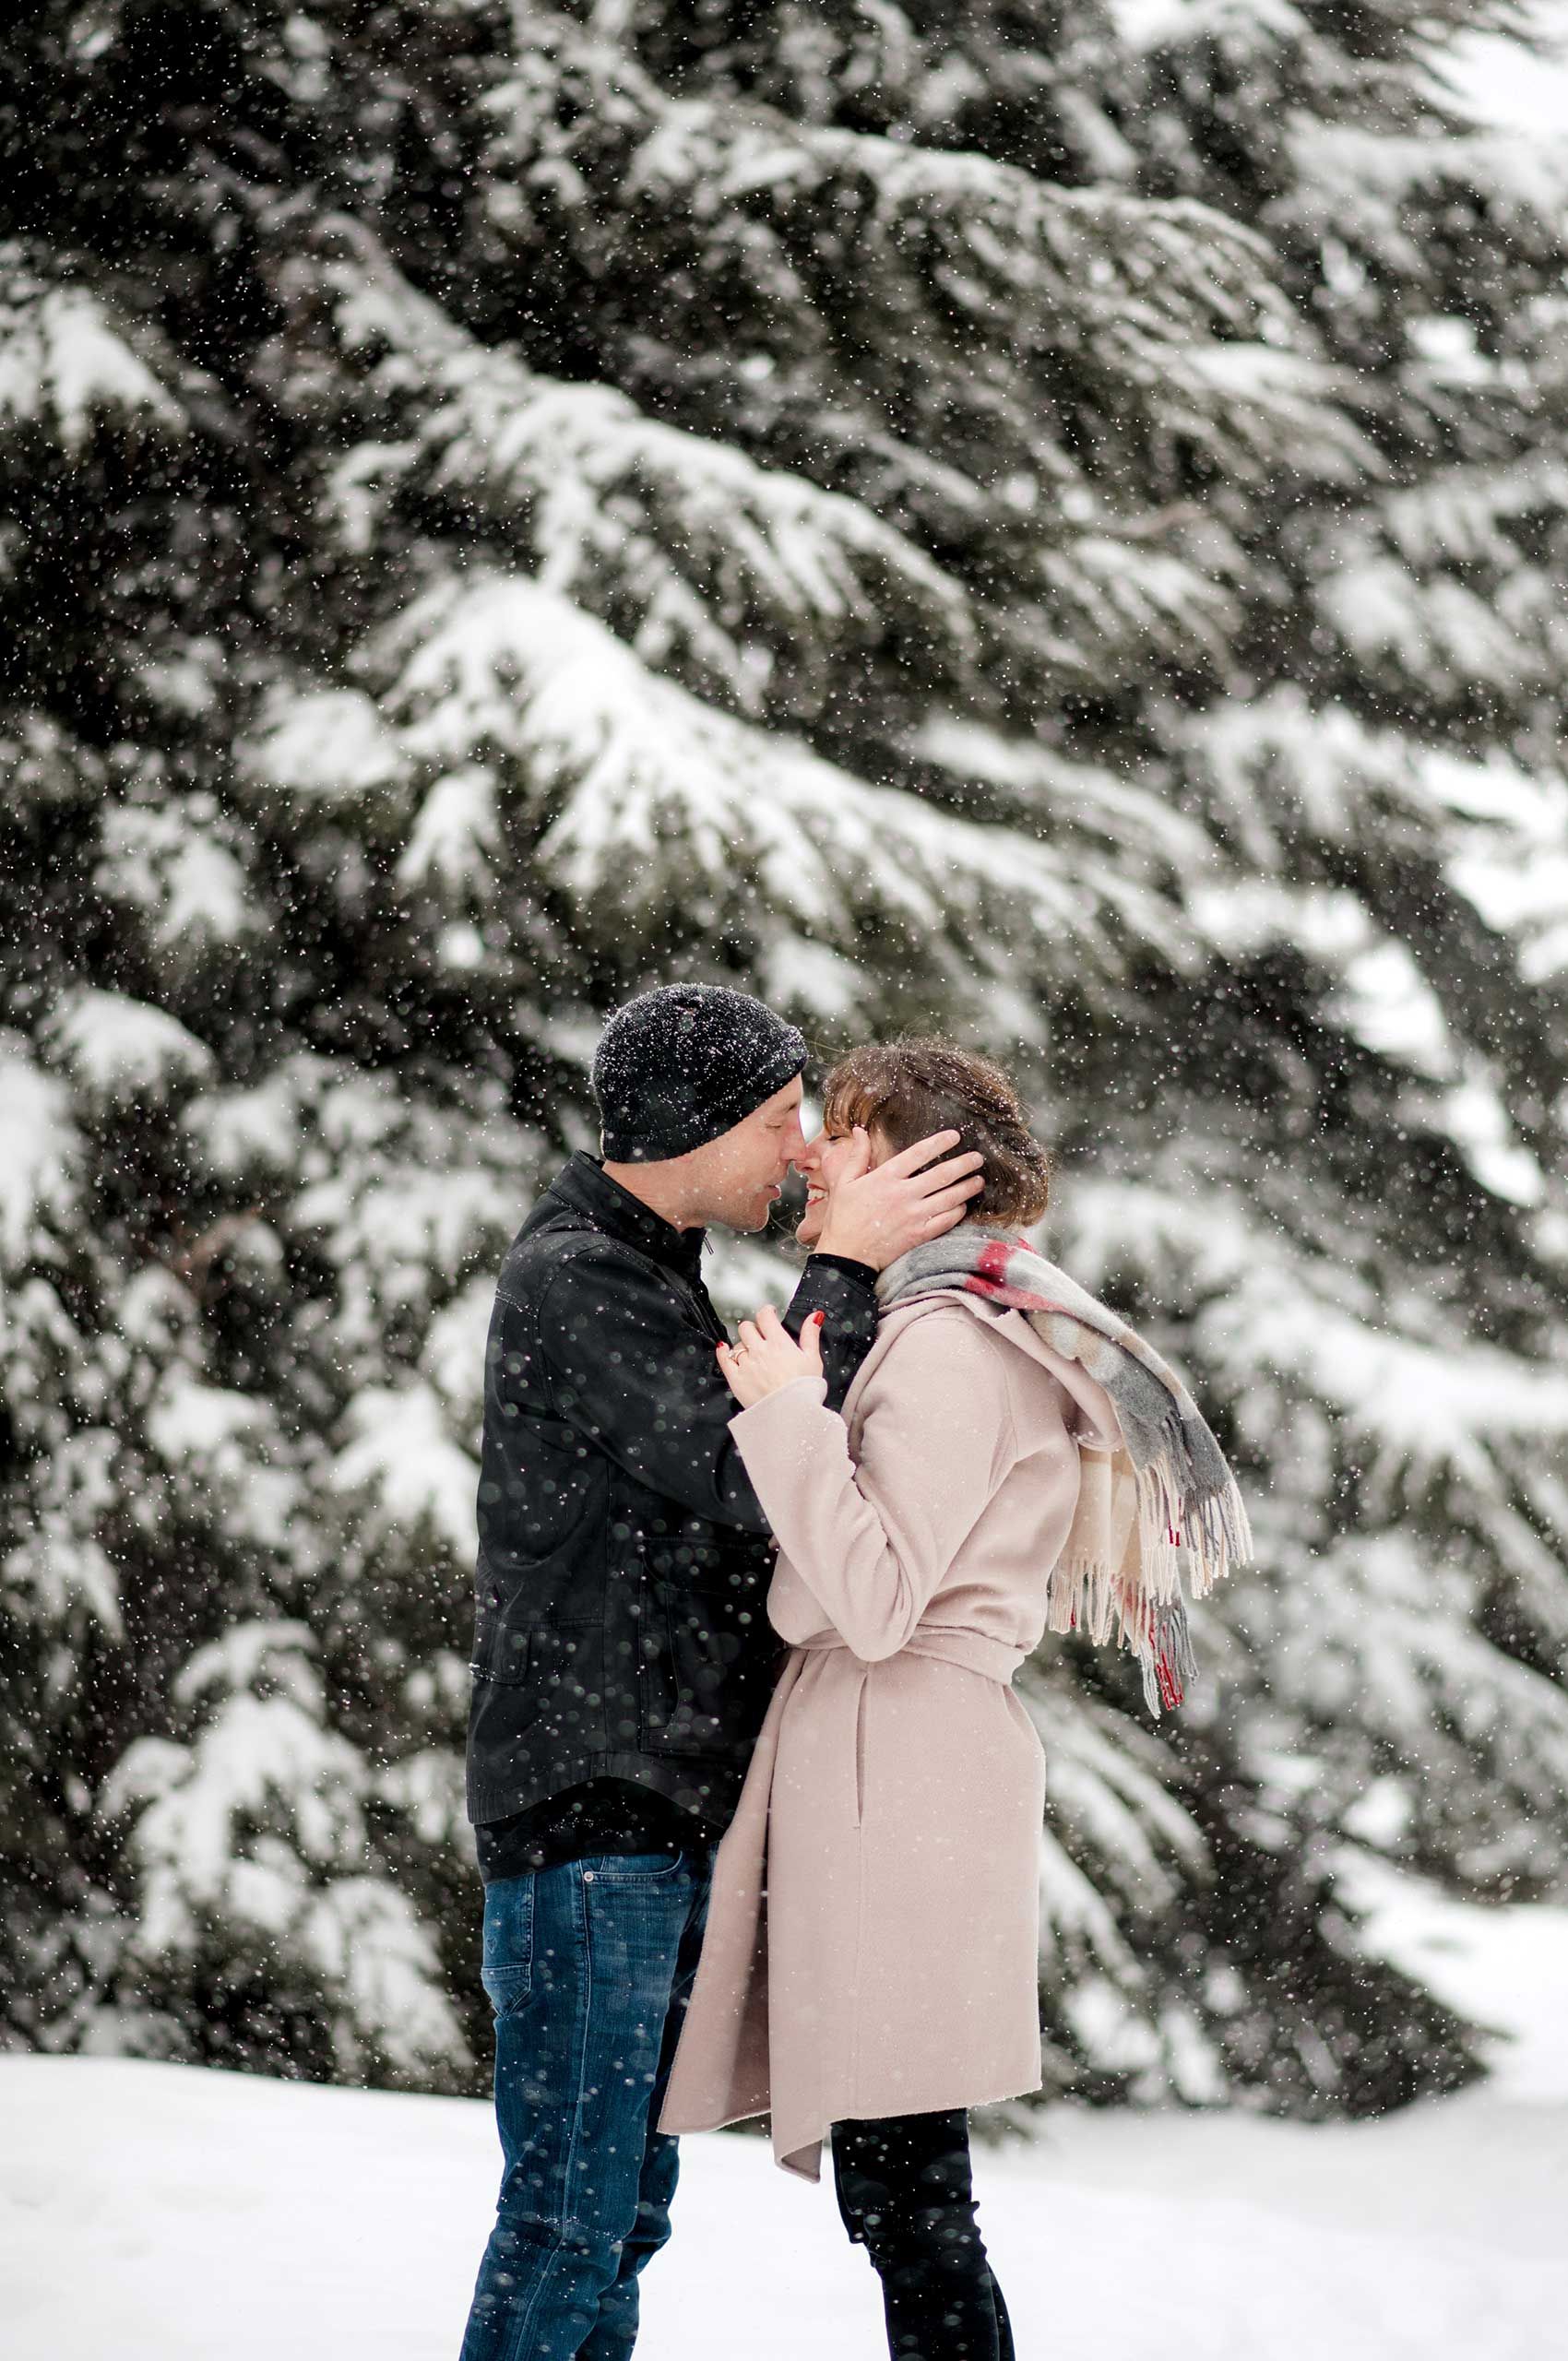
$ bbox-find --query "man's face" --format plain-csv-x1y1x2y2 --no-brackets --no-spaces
683,1077,808,1232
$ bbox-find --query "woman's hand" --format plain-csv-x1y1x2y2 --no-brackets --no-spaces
717,1302,825,1408
812,1127,985,1268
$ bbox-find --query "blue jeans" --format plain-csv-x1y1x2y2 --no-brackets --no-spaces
458,1849,713,2361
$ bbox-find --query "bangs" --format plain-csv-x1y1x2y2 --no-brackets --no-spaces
821,1051,901,1138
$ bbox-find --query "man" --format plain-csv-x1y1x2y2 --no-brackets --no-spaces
459,983,984,2361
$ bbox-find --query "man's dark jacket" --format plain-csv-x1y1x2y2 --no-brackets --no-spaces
466,1153,878,1832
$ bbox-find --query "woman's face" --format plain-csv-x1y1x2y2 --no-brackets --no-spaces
794,1112,891,1249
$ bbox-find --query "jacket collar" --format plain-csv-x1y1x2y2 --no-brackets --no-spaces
548,1152,707,1284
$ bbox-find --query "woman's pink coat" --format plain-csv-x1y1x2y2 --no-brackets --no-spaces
658,1290,1122,2178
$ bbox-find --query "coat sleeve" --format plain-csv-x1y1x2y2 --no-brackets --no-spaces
727,1310,1016,1661
529,1245,878,1532
784,1255,878,1414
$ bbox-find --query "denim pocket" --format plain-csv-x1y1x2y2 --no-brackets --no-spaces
577,1850,685,1885
480,1873,535,2013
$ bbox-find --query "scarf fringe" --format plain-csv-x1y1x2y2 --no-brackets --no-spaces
1046,1440,1250,1713
880,1231,1253,1717
1136,1428,1254,1605
1044,1552,1206,1716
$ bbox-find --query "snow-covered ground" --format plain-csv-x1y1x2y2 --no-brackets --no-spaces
4,1869,1566,2361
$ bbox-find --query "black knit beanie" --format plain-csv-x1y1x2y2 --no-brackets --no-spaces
591,984,808,1163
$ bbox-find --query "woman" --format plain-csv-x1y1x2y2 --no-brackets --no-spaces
659,1041,1249,2361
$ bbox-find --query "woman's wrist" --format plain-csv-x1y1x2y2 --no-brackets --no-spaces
731,1370,829,1420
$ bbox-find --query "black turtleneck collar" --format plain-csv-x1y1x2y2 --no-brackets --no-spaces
547,1152,707,1284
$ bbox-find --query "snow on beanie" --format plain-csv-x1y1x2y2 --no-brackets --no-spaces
591,984,808,1163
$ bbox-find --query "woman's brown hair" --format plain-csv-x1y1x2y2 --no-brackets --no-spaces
821,1038,1051,1228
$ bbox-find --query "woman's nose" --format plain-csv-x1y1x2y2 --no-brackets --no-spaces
795,1127,827,1176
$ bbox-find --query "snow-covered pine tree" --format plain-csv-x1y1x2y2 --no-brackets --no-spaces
2,0,1564,2112
1032,0,1568,2106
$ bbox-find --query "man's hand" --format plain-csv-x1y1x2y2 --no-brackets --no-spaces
813,1129,984,1271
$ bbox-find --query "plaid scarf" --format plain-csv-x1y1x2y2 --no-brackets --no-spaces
876,1229,1252,1714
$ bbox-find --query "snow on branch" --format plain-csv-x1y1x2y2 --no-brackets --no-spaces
1065,1171,1568,1528
1026,1678,1209,1917
331,1382,480,1564
41,989,215,1109
241,684,407,807
1155,342,1375,481
1379,452,1568,571
1179,688,1498,860
3,1428,122,1636
101,1622,467,2076
143,1374,302,1553
265,1066,536,1375
94,802,261,959
1176,694,1568,1038
0,1032,78,1268
1032,531,1242,677
478,20,1357,493
300,1877,467,2078
1265,1529,1568,1883
912,714,1218,876
1315,535,1537,696
1288,122,1568,267
356,569,1182,989
0,256,185,454
301,223,976,715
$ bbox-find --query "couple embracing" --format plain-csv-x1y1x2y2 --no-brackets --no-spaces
459,985,1249,2361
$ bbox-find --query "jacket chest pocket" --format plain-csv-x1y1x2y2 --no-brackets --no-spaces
636,1534,778,1758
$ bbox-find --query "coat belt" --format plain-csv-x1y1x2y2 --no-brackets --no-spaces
790,1625,1027,1687
779,1628,1026,1832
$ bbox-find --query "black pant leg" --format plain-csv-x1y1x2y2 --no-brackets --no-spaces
830,2109,1008,2361
990,2266,1016,2361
